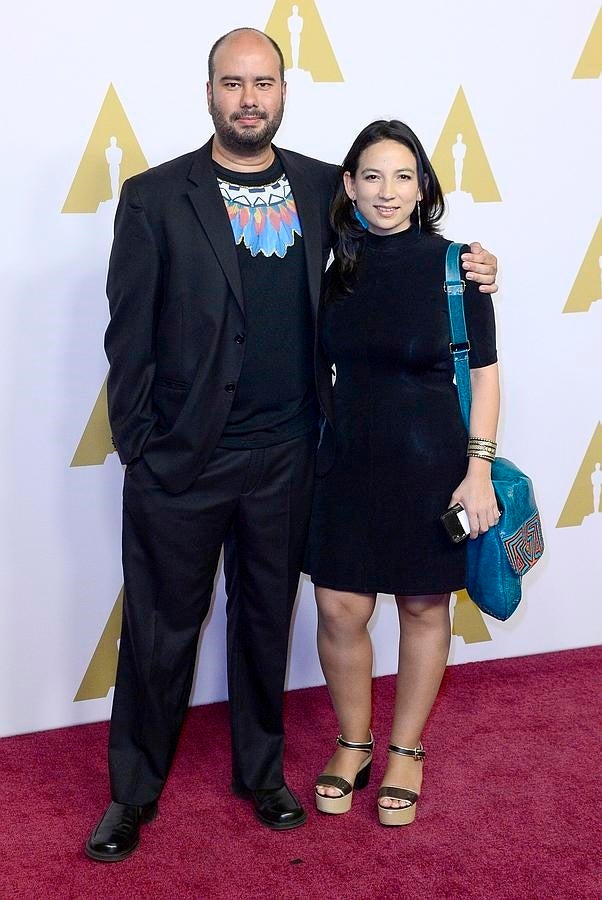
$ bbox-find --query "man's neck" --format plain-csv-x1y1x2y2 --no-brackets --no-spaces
211,136,276,173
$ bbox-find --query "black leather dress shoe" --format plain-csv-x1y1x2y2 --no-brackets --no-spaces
85,800,158,862
245,784,307,830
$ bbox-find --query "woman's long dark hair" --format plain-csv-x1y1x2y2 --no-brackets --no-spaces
329,120,445,295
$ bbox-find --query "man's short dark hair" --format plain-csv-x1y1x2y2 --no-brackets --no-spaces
208,28,285,84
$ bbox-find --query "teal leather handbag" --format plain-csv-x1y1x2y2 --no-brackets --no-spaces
445,243,544,620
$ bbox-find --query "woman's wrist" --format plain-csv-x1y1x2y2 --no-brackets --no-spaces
466,457,493,478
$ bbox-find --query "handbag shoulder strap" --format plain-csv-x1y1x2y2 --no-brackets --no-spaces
445,242,472,432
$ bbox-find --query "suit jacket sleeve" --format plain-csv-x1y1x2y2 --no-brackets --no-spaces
104,177,162,464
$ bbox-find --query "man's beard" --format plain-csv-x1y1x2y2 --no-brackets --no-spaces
210,100,284,155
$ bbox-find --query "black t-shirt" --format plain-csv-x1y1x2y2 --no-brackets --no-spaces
214,157,319,448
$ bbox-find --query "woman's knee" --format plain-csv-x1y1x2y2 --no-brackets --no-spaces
316,588,375,635
396,593,450,624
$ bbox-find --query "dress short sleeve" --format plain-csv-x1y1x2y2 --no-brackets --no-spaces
460,244,498,369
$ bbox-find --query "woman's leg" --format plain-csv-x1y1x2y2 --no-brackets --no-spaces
379,592,451,808
315,587,376,796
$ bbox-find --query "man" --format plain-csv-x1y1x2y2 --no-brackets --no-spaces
86,28,498,862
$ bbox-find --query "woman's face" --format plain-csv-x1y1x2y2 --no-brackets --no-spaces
343,139,422,236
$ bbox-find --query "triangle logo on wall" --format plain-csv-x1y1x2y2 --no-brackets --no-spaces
62,83,148,214
74,588,122,701
265,0,343,82
70,377,115,467
431,86,501,202
573,8,601,79
557,423,602,527
563,220,602,314
452,590,492,644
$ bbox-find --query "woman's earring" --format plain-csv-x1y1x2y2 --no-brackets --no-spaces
353,200,369,230
416,198,422,232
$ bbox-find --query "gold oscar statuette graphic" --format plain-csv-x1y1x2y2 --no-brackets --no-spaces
563,220,602,314
431,86,501,202
265,0,343,82
452,590,492,644
62,83,148,214
573,8,601,79
557,423,602,527
70,376,115,467
66,85,150,467
74,588,123,701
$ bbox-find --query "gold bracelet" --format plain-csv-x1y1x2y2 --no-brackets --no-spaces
468,436,497,447
467,449,495,461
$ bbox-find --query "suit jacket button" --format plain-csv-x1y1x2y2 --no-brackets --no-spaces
225,382,236,393
234,333,245,344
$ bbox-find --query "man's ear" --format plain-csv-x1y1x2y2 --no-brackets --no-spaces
206,81,213,112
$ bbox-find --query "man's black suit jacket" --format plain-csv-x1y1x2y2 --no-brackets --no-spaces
105,138,339,494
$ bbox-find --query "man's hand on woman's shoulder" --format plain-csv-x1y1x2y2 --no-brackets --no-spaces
462,242,498,294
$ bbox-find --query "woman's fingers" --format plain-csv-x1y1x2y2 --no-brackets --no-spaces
466,503,500,537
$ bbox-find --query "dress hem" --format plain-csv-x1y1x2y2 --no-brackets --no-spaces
307,576,466,596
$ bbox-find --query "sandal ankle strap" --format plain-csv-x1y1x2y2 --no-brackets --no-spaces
388,742,425,761
336,731,374,753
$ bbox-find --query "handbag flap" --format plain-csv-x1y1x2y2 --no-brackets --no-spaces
493,457,544,575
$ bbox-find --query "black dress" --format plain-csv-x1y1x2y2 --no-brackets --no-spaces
304,225,497,595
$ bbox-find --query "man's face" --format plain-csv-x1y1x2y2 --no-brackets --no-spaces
207,32,286,156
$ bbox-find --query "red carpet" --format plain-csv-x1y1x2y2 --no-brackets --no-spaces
1,647,600,899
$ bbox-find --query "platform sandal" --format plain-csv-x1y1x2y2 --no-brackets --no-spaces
315,733,374,815
377,743,425,826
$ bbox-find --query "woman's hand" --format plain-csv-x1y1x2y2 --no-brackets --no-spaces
449,472,499,539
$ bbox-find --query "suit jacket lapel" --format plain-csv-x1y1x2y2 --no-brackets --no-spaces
187,140,245,314
277,148,323,320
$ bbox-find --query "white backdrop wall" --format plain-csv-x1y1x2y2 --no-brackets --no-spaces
1,1,600,737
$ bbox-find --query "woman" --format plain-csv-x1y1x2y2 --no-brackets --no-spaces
304,120,500,826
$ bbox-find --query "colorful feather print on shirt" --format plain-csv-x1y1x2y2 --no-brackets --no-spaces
218,175,302,258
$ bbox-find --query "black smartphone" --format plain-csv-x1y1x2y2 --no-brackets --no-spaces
440,503,470,543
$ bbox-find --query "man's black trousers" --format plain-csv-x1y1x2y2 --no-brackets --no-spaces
108,432,317,805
